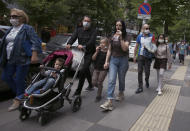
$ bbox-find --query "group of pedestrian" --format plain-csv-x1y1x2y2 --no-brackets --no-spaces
168,40,188,65
66,16,174,111
0,8,177,112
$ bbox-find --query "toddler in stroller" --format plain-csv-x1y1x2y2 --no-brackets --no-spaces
24,57,65,96
19,49,84,125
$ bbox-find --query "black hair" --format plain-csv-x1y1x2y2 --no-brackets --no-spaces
156,34,166,46
114,19,126,40
83,15,91,21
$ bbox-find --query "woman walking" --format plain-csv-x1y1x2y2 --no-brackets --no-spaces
0,8,42,111
154,34,172,95
100,20,130,111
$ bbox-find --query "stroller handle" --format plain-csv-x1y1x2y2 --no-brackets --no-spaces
63,45,86,52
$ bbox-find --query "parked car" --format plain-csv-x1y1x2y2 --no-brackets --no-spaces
129,40,136,59
0,25,10,43
0,25,11,94
44,34,78,54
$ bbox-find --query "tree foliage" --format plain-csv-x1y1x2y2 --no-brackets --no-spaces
0,0,9,25
1,0,190,42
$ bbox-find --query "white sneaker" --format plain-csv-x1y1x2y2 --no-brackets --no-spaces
100,100,113,111
8,99,20,112
156,88,159,92
158,91,162,96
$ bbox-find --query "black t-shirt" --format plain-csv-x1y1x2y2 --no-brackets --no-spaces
94,51,107,70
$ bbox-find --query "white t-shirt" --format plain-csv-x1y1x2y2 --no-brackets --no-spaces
6,24,23,59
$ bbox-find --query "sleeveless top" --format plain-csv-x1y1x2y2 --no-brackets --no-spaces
110,35,130,57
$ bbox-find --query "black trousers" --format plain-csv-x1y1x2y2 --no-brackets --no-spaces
75,55,92,95
138,55,152,88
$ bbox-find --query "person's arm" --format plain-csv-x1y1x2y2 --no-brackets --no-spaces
66,28,78,48
67,29,78,45
120,39,129,52
92,46,100,60
104,44,111,69
28,26,42,53
27,25,42,63
133,43,139,63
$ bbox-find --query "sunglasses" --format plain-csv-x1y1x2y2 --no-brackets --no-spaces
10,15,21,19
145,28,150,30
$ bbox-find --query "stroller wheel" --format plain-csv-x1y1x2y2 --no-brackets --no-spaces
19,107,31,121
71,96,82,112
38,112,47,126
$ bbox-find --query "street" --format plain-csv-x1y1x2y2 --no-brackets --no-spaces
0,57,190,131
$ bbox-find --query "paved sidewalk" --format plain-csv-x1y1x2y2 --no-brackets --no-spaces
0,57,190,131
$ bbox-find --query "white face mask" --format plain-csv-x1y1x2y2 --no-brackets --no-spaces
10,19,19,26
83,21,90,28
144,29,150,34
158,39,164,43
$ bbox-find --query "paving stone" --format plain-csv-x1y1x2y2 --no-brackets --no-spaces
176,96,190,113
86,124,121,131
169,110,190,131
98,103,146,131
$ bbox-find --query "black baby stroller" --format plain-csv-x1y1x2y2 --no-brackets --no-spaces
19,48,85,125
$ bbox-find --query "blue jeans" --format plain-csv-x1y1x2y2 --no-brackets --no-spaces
1,63,29,100
26,78,55,95
107,56,129,99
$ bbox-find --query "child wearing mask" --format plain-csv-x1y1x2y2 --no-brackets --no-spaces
154,34,172,95
92,37,109,102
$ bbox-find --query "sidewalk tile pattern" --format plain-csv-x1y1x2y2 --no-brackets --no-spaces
129,85,181,131
171,66,187,80
130,65,187,131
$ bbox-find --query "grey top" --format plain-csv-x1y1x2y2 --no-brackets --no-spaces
155,43,172,64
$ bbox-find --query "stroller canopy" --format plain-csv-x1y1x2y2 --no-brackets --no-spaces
43,50,73,66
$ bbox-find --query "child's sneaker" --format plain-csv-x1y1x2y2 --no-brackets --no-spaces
100,100,113,111
24,93,29,98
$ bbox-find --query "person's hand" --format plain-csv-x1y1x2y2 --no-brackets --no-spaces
77,44,83,50
66,44,71,49
104,62,109,69
96,46,101,52
133,57,137,63
31,52,39,64
39,65,44,68
116,30,122,36
51,72,57,78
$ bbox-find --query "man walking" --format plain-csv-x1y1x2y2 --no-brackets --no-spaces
66,16,96,96
133,24,155,94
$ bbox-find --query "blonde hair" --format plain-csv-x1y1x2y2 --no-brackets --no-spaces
100,37,109,45
10,8,29,24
